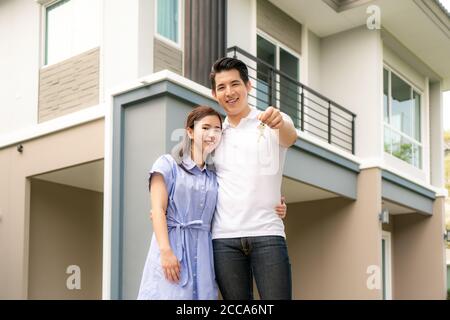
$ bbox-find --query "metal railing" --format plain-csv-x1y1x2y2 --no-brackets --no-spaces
227,46,356,154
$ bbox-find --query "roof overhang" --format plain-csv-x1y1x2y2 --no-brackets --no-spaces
270,0,450,89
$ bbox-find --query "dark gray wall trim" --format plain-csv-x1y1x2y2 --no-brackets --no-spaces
382,180,434,215
285,147,358,199
116,81,221,112
382,170,436,200
111,95,125,299
293,139,360,173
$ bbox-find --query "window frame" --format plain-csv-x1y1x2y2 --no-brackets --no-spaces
42,0,101,67
383,65,423,168
256,29,301,127
381,231,393,300
154,0,183,50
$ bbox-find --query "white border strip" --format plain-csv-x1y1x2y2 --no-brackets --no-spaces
102,95,113,300
0,104,105,149
360,159,448,197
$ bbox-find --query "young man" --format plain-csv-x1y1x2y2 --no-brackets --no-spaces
210,57,297,300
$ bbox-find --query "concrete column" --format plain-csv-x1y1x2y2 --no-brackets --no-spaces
285,168,382,299
393,197,447,299
429,81,444,188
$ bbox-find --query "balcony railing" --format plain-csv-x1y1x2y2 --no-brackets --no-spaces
227,46,356,154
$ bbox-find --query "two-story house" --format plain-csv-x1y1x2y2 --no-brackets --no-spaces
0,0,449,300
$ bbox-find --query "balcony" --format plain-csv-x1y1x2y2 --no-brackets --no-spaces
227,46,356,154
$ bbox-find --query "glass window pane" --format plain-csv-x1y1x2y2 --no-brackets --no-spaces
391,73,413,137
391,133,413,165
157,0,178,43
383,69,389,123
256,35,276,110
46,0,72,65
280,48,300,124
384,126,392,154
413,91,421,142
46,0,100,65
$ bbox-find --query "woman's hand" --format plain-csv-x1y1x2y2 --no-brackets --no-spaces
160,248,181,283
274,196,287,219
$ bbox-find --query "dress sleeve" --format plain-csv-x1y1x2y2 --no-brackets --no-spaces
148,155,175,193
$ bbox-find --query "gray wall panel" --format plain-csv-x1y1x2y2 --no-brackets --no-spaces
284,147,358,199
121,98,167,299
382,180,433,215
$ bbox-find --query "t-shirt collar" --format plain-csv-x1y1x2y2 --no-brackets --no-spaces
223,107,259,130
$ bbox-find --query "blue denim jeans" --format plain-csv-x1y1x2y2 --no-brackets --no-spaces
212,236,292,300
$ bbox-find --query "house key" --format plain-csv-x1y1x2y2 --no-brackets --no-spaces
257,122,266,142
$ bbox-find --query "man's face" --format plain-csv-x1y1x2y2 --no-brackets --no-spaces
212,69,252,117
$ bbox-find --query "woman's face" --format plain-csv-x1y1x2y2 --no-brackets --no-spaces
188,115,222,155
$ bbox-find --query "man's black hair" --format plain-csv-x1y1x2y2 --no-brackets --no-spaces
210,57,249,90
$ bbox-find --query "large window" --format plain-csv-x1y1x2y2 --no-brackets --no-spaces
256,33,300,125
383,68,422,168
156,0,180,46
45,0,100,65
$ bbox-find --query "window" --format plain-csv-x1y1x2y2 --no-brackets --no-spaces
45,0,100,65
256,33,300,126
156,0,180,45
383,68,422,168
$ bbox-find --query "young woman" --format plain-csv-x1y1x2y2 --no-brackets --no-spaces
137,106,287,300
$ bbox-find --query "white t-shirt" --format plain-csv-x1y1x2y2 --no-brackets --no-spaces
211,107,293,239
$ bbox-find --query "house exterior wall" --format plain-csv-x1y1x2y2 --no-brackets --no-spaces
38,47,100,122
103,0,155,93
257,0,302,54
227,0,256,55
285,168,382,299
429,81,445,188
153,38,183,75
304,29,321,89
0,0,40,134
320,25,383,160
0,119,104,299
392,197,447,299
28,179,103,299
0,0,447,300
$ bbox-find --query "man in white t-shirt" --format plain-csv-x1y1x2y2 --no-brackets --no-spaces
210,57,297,300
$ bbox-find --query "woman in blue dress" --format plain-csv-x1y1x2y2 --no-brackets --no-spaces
137,106,287,300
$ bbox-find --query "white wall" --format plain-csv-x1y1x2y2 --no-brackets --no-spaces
0,0,40,135
429,81,444,188
320,26,383,160
0,0,156,136
299,27,321,90
102,0,155,94
227,0,256,55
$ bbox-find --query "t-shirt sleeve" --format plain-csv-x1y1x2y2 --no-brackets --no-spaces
148,155,174,193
